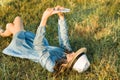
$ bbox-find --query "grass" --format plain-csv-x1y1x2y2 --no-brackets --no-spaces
0,0,120,80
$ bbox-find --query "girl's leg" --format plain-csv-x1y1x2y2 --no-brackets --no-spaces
0,16,24,37
12,16,24,35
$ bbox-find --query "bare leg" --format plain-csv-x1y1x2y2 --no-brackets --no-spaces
12,16,24,35
0,16,24,37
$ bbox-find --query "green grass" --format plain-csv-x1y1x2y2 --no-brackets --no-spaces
0,0,120,80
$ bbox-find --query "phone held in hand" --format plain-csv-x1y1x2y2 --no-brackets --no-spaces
54,8,70,13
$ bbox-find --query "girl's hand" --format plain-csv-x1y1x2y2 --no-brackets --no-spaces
40,6,65,27
52,5,65,20
40,8,54,27
42,6,65,20
42,8,54,20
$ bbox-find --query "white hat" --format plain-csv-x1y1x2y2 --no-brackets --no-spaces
72,48,90,73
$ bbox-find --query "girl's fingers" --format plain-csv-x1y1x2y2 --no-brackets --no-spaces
55,6,64,10
43,6,65,17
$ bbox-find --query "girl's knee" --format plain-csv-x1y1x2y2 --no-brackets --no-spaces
6,23,14,30
15,16,21,20
13,16,22,24
13,16,24,30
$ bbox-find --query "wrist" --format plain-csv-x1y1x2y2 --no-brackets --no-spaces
59,15,64,20
40,17,48,27
41,15,48,21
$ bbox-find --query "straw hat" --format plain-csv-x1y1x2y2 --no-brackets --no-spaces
72,47,90,73
65,47,90,73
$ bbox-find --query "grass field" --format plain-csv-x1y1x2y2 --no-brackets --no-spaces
0,0,120,80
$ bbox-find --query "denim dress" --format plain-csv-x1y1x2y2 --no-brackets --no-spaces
3,19,72,72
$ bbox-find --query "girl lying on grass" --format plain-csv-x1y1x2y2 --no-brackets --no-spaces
0,5,90,77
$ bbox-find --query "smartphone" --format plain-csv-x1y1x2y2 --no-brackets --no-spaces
54,8,70,13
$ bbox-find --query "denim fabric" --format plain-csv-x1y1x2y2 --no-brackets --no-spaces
3,19,72,72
